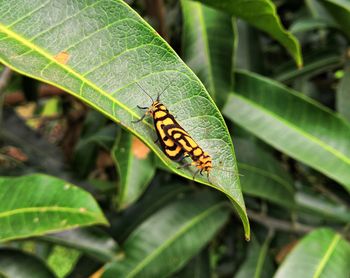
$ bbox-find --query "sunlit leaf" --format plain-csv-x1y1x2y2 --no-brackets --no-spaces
275,228,350,278
0,174,108,242
223,71,350,192
0,0,249,239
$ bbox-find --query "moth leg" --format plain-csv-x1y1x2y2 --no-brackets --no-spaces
137,105,149,110
192,169,200,180
154,137,160,144
132,111,148,123
200,169,204,176
177,162,192,169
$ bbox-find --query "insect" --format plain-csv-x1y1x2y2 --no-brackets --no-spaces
133,81,214,180
132,82,185,161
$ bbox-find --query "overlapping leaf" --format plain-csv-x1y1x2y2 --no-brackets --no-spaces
235,139,295,208
195,0,302,67
0,249,55,278
223,71,350,191
102,192,229,278
0,0,249,238
0,174,107,242
112,131,155,209
275,229,350,278
181,0,234,107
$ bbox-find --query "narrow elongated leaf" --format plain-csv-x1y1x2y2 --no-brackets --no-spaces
275,229,350,278
0,0,249,238
289,18,330,34
223,71,350,191
319,0,350,40
235,139,295,208
181,0,234,107
0,174,107,242
112,130,155,209
0,249,55,278
42,228,118,262
295,192,350,223
195,0,302,67
102,192,230,278
336,68,350,122
274,50,342,82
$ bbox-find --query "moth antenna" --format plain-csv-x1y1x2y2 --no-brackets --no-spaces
136,82,154,103
157,79,176,101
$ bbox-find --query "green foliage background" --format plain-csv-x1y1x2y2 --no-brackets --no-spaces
0,0,350,277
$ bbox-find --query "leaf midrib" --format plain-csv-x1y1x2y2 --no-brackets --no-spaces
125,203,225,277
313,233,341,278
0,206,100,219
231,93,350,166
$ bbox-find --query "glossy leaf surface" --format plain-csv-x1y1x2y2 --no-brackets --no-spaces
275,229,350,278
195,0,302,67
0,174,107,242
223,71,350,191
0,0,249,238
102,192,229,278
112,131,155,209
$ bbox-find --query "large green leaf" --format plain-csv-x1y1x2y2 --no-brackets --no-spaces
0,0,249,239
0,174,107,242
0,249,55,278
195,0,302,67
275,228,350,278
181,0,234,107
235,139,295,208
223,71,350,192
318,0,350,40
102,192,230,278
112,130,155,209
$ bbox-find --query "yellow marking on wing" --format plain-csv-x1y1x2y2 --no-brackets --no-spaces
168,127,188,136
162,117,175,126
156,121,166,138
154,110,167,119
173,133,181,139
193,148,202,156
165,146,182,157
164,138,175,147
184,136,198,148
179,139,192,152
